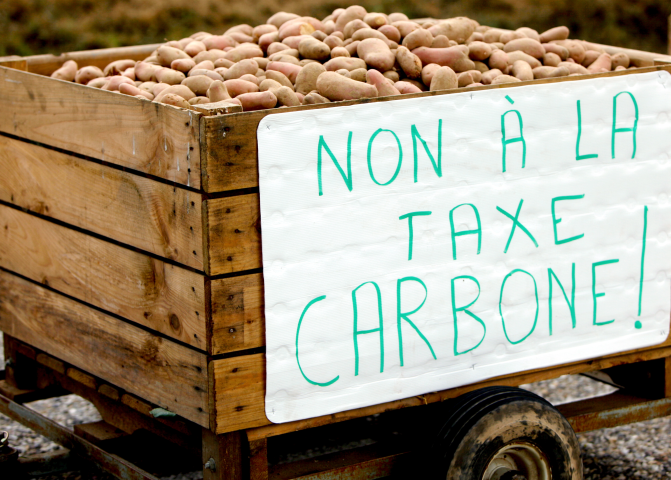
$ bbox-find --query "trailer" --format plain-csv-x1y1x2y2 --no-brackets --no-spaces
1,38,671,480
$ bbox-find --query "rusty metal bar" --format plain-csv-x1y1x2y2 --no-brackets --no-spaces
0,392,160,480
557,391,671,433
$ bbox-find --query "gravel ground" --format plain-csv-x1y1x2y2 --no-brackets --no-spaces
1,332,669,479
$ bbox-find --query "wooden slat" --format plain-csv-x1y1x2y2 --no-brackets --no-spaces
0,57,27,71
210,273,264,355
0,270,209,426
0,66,200,189
204,195,261,276
211,353,266,433
17,44,161,77
0,135,205,270
200,65,671,193
236,333,671,438
0,205,207,350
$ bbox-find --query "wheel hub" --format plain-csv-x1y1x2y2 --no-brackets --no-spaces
482,442,551,480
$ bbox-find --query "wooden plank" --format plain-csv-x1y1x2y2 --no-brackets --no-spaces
211,354,267,433
239,333,671,438
0,57,27,71
558,393,671,433
210,273,264,355
0,66,200,189
200,65,671,193
17,44,161,77
0,205,207,350
74,421,128,444
0,135,205,270
0,270,209,427
248,437,269,480
666,356,671,398
204,195,261,276
202,429,244,480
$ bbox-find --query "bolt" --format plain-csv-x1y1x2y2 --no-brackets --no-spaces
1,431,8,449
229,328,236,333
204,457,216,471
4,358,13,367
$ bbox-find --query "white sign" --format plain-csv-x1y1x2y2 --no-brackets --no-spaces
258,71,671,424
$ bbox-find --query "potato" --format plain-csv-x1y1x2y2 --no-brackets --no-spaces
396,46,422,79
267,12,301,28
253,24,278,42
395,81,423,94
506,51,542,68
223,59,259,80
364,13,388,29
267,61,302,83
348,68,367,82
558,62,589,75
553,40,586,64
542,43,569,60
500,31,525,44
344,19,370,39
503,38,545,58
392,21,420,38
611,52,630,69
224,79,260,97
155,68,186,85
119,83,154,100
152,83,171,97
75,66,104,84
511,60,533,81
324,35,344,49
154,85,196,103
157,46,190,67
412,46,475,72
382,70,399,82
366,69,400,96
279,20,315,40
483,28,505,43
304,91,331,104
357,38,395,71
169,58,194,73
543,52,562,67
581,50,600,67
185,41,206,57
182,75,214,96
51,60,78,81
202,35,238,50
283,35,314,50
330,46,350,58
260,78,284,92
335,5,368,32
491,74,522,84
587,53,612,73
352,28,394,46
103,75,135,91
324,56,367,72
378,25,401,43
192,60,215,71
295,62,326,94
87,77,108,88
468,41,492,61
207,80,232,102
265,70,294,88
345,40,361,56
481,68,503,84
237,91,278,110
428,17,476,44
539,26,570,43
317,71,378,101
194,49,228,64
224,44,264,62
159,93,192,109
402,28,434,50
388,12,409,22
517,27,540,41
430,66,458,91
299,37,331,61
274,86,301,106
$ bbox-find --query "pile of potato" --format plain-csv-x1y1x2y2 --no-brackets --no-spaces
50,5,635,112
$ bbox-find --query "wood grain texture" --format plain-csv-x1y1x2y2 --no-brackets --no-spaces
210,273,264,355
200,65,671,193
242,333,671,439
204,195,261,276
0,205,207,350
0,270,209,426
0,66,200,188
0,135,204,270
211,354,266,434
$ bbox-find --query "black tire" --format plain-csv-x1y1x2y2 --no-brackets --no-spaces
428,386,582,480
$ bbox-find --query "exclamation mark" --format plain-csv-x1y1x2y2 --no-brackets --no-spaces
636,205,648,329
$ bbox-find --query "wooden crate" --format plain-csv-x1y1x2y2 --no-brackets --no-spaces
1,43,671,459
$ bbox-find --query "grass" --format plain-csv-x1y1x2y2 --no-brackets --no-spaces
1,0,669,57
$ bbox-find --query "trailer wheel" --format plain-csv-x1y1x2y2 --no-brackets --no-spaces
429,386,582,480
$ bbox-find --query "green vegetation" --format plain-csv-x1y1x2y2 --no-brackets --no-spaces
1,0,669,57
